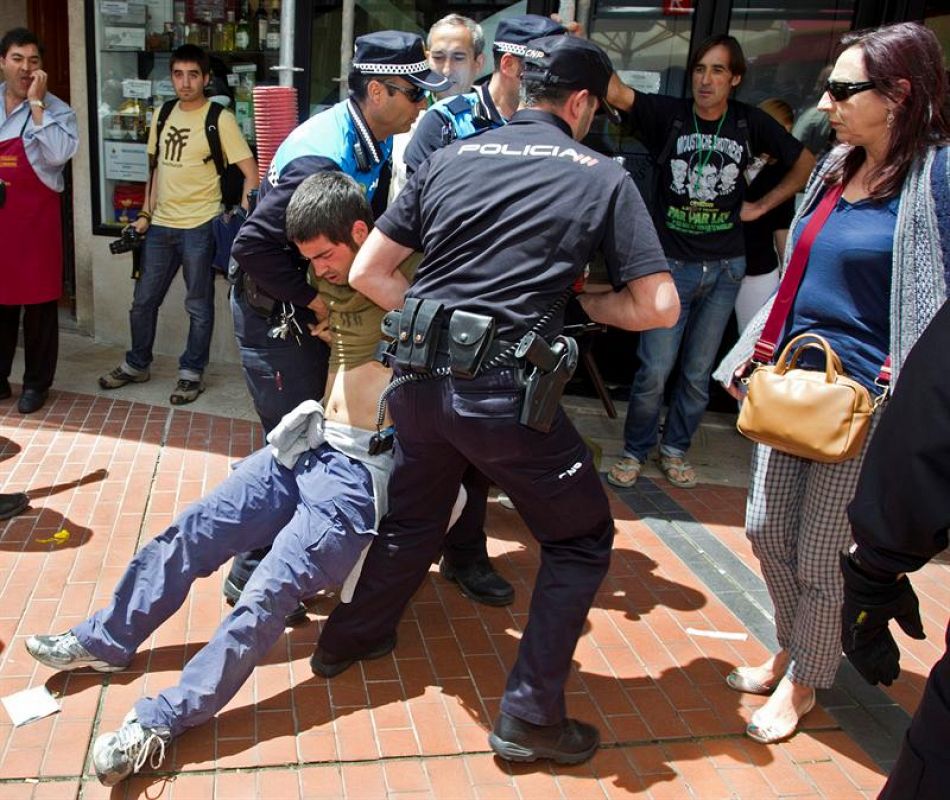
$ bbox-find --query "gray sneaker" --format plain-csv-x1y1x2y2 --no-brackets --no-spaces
99,365,150,390
169,378,204,405
92,710,171,786
25,632,127,673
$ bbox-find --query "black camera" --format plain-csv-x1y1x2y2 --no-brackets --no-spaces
109,226,144,255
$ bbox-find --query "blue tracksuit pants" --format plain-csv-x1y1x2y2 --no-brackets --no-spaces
72,444,375,738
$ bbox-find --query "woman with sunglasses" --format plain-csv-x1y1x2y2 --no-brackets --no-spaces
714,21,950,745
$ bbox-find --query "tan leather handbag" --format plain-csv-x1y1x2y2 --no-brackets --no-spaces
737,333,878,463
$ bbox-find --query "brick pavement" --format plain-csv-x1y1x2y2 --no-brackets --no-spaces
0,387,944,798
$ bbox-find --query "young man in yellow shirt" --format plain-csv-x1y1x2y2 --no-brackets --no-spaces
99,44,258,405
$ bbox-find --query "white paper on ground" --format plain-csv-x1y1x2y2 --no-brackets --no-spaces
686,627,749,641
1,686,61,726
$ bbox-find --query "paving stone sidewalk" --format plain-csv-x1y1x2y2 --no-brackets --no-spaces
0,387,945,799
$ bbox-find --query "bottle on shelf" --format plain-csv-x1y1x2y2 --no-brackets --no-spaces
212,22,225,52
255,2,269,51
172,10,187,48
222,11,236,51
235,3,250,51
266,1,281,51
201,11,214,49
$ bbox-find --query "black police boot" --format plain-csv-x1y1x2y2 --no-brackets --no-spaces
439,557,514,606
488,712,600,764
224,549,309,627
310,633,397,678
0,492,29,520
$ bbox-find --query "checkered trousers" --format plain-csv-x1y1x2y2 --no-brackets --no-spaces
744,416,880,688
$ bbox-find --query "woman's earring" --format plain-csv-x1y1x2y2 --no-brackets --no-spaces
886,110,895,128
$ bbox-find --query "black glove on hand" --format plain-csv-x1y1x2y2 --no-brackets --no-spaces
840,552,926,686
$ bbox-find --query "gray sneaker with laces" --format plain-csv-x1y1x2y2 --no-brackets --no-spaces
25,632,127,673
93,710,171,786
99,365,150,390
169,378,204,405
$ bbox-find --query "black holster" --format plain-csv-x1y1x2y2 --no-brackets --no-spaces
516,332,579,433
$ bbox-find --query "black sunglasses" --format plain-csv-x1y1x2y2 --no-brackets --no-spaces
824,80,876,101
382,81,426,103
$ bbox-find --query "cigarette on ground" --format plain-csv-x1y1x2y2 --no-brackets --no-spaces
686,627,749,641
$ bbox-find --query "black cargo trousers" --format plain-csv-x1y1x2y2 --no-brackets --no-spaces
317,362,614,725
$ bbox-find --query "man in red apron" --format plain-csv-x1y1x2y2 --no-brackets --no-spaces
0,27,78,414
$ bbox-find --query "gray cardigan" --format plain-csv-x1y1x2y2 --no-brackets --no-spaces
714,144,950,387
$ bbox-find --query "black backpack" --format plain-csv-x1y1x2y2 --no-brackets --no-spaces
151,100,245,209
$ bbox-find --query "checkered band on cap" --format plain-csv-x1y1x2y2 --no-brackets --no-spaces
351,60,431,75
494,41,530,57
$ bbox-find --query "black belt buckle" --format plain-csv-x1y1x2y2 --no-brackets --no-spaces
448,310,495,378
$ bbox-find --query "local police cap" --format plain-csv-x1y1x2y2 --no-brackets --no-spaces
523,35,621,124
352,31,452,93
492,14,566,57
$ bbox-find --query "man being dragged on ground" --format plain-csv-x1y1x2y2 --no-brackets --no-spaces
23,172,439,787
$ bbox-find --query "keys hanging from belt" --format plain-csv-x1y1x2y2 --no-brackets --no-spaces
268,302,303,345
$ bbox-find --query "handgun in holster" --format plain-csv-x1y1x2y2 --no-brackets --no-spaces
516,332,579,433
380,298,444,372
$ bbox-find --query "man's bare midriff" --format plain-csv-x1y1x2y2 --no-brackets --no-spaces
324,359,393,431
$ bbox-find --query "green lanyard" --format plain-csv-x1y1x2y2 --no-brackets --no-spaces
691,107,727,196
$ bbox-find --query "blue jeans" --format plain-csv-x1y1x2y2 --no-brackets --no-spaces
72,445,375,739
622,256,745,461
126,221,215,380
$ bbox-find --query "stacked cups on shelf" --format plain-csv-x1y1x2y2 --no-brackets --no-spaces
253,86,299,181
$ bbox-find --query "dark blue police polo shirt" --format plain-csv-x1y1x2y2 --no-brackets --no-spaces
377,109,669,338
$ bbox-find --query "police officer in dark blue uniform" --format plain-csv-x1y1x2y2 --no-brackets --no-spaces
403,14,564,177
225,32,450,611
401,14,566,609
311,36,679,764
840,301,950,800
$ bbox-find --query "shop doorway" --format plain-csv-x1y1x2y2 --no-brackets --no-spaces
27,0,75,315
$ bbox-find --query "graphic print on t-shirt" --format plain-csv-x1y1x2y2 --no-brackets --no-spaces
665,129,745,236
163,126,190,164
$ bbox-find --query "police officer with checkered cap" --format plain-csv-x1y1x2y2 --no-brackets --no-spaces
224,32,450,616
312,34,679,765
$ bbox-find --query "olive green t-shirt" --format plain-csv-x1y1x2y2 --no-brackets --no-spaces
316,254,420,371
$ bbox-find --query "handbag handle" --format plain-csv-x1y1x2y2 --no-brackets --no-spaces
773,333,843,383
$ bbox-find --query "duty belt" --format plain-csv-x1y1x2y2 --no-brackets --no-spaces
374,298,579,434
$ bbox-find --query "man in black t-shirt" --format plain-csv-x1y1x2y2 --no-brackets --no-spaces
311,36,678,766
605,35,815,490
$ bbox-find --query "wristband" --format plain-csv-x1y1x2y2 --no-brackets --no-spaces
137,211,152,221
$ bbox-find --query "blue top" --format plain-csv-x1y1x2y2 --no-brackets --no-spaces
267,100,392,200
232,99,392,308
782,193,899,391
404,83,505,177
